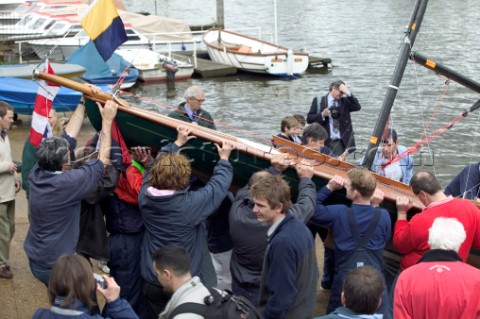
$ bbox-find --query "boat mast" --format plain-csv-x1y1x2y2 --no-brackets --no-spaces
362,0,429,169
410,51,480,94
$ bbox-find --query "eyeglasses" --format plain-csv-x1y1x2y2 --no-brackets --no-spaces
191,97,206,103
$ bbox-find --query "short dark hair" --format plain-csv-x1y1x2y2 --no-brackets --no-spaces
329,80,345,91
301,123,328,145
36,136,70,171
382,129,398,143
0,101,13,118
249,174,292,214
152,244,191,277
48,254,96,310
343,266,383,314
410,171,442,195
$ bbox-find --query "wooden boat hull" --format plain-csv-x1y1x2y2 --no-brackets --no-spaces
203,29,309,76
34,71,480,265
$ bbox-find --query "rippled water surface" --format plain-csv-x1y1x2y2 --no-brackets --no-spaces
122,0,480,185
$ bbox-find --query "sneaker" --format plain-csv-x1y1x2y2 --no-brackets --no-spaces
98,261,110,274
0,266,13,279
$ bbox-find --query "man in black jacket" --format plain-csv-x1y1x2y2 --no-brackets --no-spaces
306,80,361,156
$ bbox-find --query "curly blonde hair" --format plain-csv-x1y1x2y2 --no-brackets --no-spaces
149,153,191,190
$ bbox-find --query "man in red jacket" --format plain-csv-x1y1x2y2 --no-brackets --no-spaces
393,171,480,270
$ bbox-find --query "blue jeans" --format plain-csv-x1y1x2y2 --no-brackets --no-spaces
231,279,260,307
29,259,50,286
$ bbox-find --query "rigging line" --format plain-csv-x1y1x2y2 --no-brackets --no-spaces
120,90,273,144
382,109,474,167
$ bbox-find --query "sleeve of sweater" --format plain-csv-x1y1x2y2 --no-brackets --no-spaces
186,159,233,225
289,177,316,223
103,297,139,319
392,219,415,254
310,186,337,228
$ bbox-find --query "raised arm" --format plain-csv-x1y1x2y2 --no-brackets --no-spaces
97,100,118,165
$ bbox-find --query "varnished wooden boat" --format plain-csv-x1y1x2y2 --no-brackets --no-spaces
35,71,480,267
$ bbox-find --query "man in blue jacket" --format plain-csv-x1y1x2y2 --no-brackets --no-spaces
250,174,319,319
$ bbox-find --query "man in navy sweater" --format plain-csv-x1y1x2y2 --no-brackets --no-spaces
250,174,318,319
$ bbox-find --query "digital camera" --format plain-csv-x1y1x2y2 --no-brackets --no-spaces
93,273,107,289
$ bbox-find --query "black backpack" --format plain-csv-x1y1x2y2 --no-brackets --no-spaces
168,287,263,319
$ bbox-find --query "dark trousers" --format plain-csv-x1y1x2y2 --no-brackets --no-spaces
231,278,260,307
143,281,172,319
108,232,146,318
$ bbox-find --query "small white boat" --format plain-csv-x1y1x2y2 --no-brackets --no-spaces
115,49,194,82
203,28,309,76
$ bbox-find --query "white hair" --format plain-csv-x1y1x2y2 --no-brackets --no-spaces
428,217,466,252
183,85,203,100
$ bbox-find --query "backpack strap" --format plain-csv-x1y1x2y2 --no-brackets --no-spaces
168,302,207,319
167,286,224,319
346,208,381,249
316,94,329,114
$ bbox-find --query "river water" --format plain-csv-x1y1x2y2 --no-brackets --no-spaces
121,0,480,185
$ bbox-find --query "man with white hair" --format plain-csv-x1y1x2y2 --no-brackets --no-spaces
168,85,216,129
394,217,480,319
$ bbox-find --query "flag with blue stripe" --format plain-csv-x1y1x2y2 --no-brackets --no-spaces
80,0,127,61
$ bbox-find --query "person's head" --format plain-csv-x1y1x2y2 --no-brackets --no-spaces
184,85,205,111
329,80,345,99
409,171,443,205
346,168,377,201
301,123,328,150
249,174,292,224
280,116,300,137
152,244,192,293
37,136,70,171
48,108,58,128
341,266,383,314
292,114,306,136
381,129,399,159
149,152,191,190
48,254,96,310
428,217,466,252
0,101,14,131
247,170,271,188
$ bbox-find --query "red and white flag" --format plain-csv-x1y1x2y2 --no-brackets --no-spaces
29,59,60,147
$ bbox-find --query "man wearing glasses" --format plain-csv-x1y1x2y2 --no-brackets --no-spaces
168,85,216,130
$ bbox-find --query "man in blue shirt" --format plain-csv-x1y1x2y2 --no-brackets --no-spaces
311,169,391,318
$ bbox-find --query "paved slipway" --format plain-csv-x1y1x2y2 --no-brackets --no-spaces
0,114,329,319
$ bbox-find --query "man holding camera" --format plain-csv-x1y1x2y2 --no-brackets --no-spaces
306,80,361,156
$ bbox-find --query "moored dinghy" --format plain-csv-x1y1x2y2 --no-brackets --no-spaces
203,28,309,76
115,48,194,82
